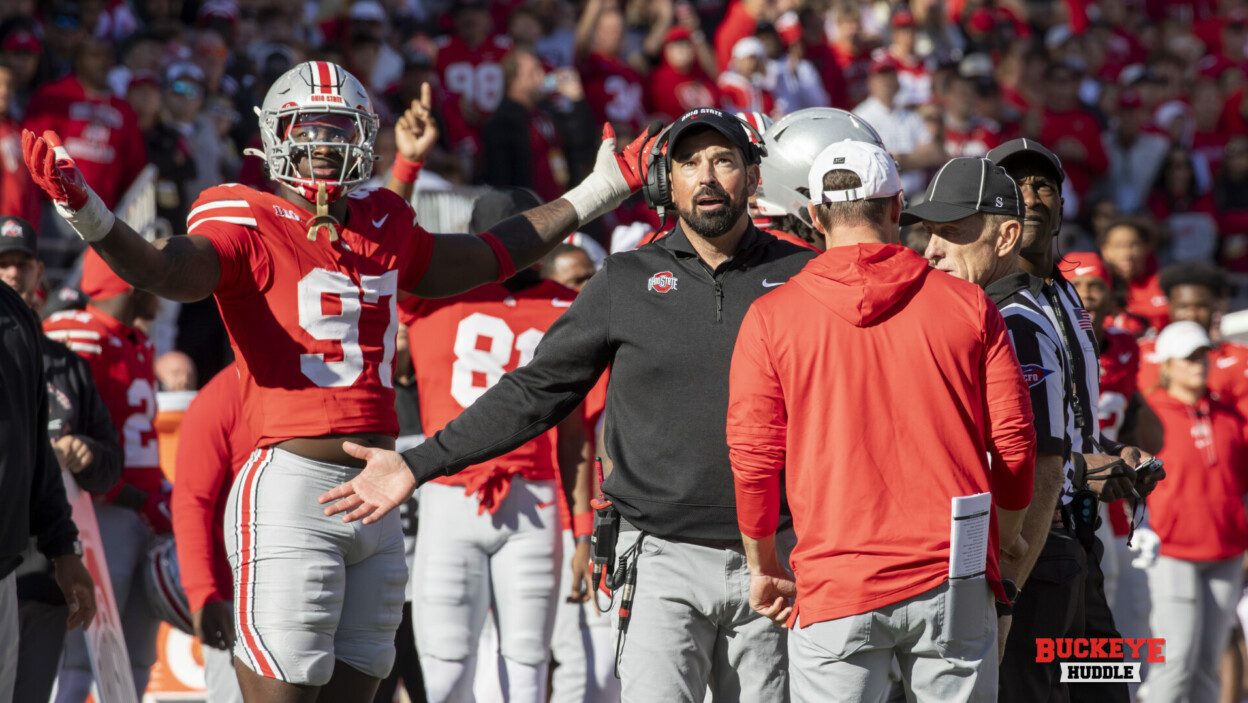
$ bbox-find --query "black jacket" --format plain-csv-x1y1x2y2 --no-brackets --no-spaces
0,284,78,579
41,335,123,493
404,223,817,541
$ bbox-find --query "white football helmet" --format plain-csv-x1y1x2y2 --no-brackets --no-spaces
756,108,886,224
143,537,193,635
248,61,379,203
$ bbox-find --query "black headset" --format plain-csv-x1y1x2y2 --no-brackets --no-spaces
640,112,768,226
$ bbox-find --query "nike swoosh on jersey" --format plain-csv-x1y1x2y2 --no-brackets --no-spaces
1217,356,1238,369
372,214,389,228
1118,353,1132,364
552,298,573,307
761,279,784,287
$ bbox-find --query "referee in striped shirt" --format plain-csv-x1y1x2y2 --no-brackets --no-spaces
903,157,1072,696
986,139,1161,703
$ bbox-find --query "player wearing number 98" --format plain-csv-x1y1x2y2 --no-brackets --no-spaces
21,59,658,703
43,250,166,703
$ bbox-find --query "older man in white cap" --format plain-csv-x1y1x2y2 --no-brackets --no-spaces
728,140,1036,702
719,36,775,115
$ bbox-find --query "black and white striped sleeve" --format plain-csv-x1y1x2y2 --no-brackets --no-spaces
1000,301,1067,457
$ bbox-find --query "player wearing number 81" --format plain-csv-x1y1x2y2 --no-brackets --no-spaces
400,188,591,703
22,57,658,702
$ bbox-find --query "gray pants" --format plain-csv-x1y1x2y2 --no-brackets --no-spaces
1143,555,1243,703
0,572,16,703
789,580,997,703
612,531,788,703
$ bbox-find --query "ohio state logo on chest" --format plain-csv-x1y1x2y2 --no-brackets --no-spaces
648,271,678,293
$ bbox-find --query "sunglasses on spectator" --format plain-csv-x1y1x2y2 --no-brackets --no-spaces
170,80,202,99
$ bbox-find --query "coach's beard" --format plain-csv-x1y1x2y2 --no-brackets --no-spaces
677,185,749,239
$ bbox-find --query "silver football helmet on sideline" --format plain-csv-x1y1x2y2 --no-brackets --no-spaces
246,61,380,203
143,537,194,635
756,108,886,224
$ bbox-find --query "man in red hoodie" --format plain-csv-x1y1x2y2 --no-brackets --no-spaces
728,140,1036,701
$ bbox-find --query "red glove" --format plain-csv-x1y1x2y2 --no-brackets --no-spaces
141,490,173,535
610,121,663,193
22,129,90,209
21,129,115,241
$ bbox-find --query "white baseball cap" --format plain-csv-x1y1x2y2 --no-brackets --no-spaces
1154,321,1214,361
808,140,902,204
732,37,767,61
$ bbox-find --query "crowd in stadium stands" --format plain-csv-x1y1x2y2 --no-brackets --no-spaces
5,0,1248,701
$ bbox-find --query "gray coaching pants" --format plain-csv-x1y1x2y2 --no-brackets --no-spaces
612,530,789,703
789,580,997,703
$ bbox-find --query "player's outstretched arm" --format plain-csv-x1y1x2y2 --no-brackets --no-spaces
411,122,660,298
23,130,220,303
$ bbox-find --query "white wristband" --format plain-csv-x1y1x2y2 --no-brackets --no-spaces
563,171,631,226
54,187,115,243
561,136,634,226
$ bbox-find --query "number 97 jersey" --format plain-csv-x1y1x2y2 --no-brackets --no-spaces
190,184,433,446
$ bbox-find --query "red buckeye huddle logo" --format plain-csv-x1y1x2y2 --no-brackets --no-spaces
1,221,22,238
648,271,678,293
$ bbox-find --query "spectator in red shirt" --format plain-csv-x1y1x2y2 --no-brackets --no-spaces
886,9,932,109
1144,321,1248,703
943,74,1003,157
573,0,648,131
1147,146,1219,263
171,362,250,702
434,0,512,148
831,5,872,107
714,0,769,72
793,7,850,109
730,140,1034,701
647,27,719,121
23,35,148,210
0,61,39,226
717,37,775,116
1099,217,1170,333
1038,60,1108,206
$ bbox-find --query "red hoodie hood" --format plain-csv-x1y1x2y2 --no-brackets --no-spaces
794,243,931,327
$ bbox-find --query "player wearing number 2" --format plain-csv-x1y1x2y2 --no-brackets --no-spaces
22,58,658,703
400,188,592,703
43,250,165,703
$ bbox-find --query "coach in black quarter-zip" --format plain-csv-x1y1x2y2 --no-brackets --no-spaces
341,107,828,702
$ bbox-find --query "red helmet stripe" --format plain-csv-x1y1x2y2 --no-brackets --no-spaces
317,61,333,94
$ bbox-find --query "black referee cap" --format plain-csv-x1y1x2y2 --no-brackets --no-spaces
986,138,1065,185
899,157,1023,226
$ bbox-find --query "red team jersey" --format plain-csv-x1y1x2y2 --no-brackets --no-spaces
400,280,577,514
0,116,41,225
435,35,512,121
1099,327,1141,536
23,75,148,209
44,305,160,496
580,52,648,130
189,184,433,446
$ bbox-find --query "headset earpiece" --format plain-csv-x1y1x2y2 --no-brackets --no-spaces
642,124,674,212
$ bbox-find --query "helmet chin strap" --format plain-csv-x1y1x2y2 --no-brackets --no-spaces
305,182,340,242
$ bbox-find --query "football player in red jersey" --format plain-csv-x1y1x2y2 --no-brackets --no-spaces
22,60,655,703
401,188,591,703
43,249,166,701
1062,251,1164,658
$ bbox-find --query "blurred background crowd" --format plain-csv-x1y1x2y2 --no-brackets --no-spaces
4,0,1248,361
